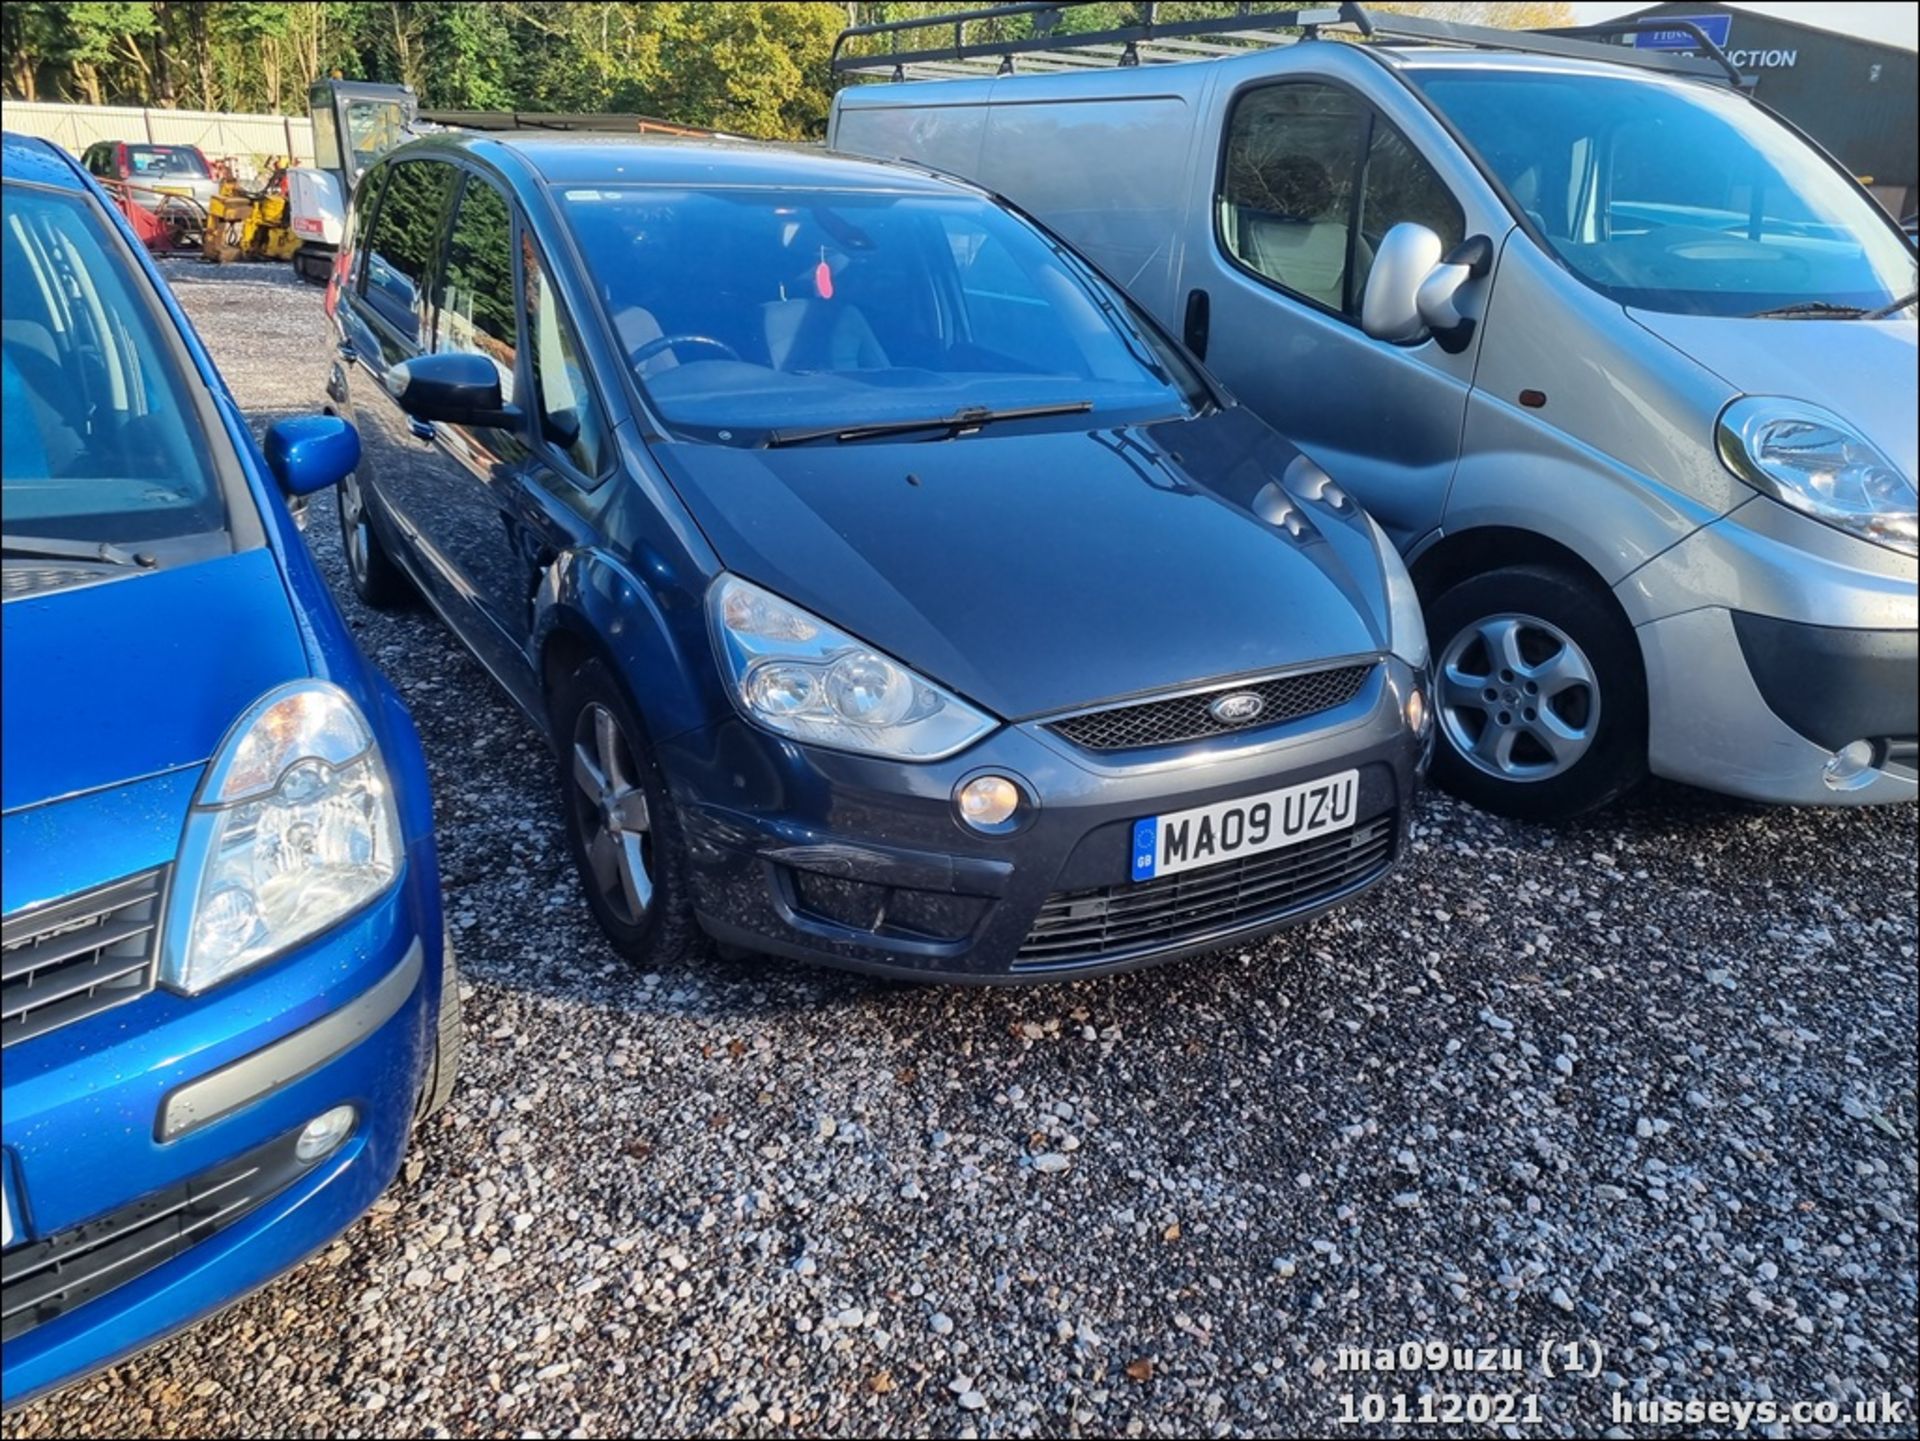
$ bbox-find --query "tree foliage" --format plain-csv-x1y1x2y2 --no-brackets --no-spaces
3,2,1570,136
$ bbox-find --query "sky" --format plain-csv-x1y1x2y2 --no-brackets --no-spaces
1569,2,1920,50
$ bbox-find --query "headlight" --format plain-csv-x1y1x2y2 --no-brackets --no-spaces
1367,516,1429,670
162,682,403,994
1717,397,1917,556
709,575,996,760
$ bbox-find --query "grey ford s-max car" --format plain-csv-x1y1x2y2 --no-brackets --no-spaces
321,134,1429,980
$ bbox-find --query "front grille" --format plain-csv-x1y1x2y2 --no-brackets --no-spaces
1015,812,1396,968
1,1127,317,1342
2,868,168,1049
1050,665,1374,752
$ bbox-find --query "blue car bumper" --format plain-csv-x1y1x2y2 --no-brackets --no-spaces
0,889,435,1411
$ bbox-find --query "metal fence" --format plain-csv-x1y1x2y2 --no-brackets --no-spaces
3,101,314,169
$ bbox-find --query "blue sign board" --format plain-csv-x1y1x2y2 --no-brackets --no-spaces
1633,13,1733,51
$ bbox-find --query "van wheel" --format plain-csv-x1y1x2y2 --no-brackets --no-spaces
414,923,463,1124
1426,565,1646,821
337,471,413,609
551,656,701,967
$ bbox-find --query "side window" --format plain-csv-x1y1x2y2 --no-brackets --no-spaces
358,159,455,345
521,235,609,480
435,176,518,405
1220,82,1366,313
1220,83,1464,320
1352,120,1465,304
342,163,386,278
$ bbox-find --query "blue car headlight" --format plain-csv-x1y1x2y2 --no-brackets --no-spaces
162,681,403,994
709,574,996,761
1367,516,1429,670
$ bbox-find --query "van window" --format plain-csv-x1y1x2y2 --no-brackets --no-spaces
1413,69,1915,317
521,235,609,479
360,159,455,344
1220,83,1365,313
1353,121,1464,303
436,176,518,405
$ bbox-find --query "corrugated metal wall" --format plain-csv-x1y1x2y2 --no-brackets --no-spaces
3,102,315,169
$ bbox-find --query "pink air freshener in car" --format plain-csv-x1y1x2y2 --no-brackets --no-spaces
815,260,834,299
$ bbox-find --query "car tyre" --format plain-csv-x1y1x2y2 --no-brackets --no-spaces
336,469,413,609
1426,564,1646,821
414,922,463,1123
551,656,702,967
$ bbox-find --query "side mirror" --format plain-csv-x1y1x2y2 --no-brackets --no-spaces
385,351,519,428
1361,224,1493,354
263,414,361,497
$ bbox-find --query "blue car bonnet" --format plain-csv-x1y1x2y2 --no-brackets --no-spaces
1,547,309,815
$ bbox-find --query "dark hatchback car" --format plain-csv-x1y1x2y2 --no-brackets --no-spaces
322,135,1430,981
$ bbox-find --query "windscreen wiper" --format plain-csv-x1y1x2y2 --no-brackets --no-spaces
2,533,155,568
1863,290,1917,319
765,400,1094,448
1745,300,1869,319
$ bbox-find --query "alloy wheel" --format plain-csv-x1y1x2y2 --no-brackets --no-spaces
339,473,370,583
568,702,654,925
1436,612,1600,783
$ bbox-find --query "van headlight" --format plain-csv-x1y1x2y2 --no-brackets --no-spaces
162,682,403,994
1717,397,1917,556
1367,517,1429,669
710,574,996,761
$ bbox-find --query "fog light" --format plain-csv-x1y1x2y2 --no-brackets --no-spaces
1823,739,1879,792
295,1104,358,1163
956,774,1022,830
1405,686,1428,736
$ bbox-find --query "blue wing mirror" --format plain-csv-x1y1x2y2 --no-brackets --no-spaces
264,414,361,497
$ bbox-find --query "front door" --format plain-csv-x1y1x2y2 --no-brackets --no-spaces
1182,75,1482,548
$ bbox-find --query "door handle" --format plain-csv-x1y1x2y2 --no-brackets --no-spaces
407,417,436,442
1183,288,1211,360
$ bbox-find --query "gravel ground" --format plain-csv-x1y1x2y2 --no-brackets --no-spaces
11,260,1917,1439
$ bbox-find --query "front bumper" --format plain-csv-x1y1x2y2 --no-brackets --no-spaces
0,892,435,1411
662,659,1424,980
1620,498,1918,805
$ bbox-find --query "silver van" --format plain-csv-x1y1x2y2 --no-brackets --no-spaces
830,3,1917,819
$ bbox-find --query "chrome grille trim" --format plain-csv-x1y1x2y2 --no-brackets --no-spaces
1047,663,1375,752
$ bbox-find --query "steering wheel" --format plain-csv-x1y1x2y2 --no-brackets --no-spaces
629,334,740,369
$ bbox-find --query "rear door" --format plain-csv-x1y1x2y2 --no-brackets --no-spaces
1180,67,1485,546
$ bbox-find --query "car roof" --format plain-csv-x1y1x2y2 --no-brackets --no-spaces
406,131,966,194
1374,45,1718,87
1,132,86,191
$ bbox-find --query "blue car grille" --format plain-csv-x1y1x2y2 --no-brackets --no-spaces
1014,811,1397,968
0,1125,316,1343
1048,664,1374,752
1,868,168,1049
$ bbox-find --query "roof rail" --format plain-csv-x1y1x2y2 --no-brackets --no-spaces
830,1,1740,87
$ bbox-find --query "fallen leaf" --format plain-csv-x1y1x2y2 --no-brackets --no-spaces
1162,1222,1182,1242
1125,1358,1154,1382
727,1038,746,1058
868,1371,895,1394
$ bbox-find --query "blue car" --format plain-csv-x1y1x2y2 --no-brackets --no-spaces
0,133,458,1409
325,135,1428,982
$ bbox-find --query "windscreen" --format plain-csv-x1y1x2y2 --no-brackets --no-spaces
1414,69,1916,317
559,185,1202,443
2,183,227,546
124,144,211,179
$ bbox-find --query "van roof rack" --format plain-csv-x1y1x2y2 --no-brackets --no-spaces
831,1,1746,88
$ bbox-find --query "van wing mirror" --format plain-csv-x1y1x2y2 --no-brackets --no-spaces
1361,225,1493,354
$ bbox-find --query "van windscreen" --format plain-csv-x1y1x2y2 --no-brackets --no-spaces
1413,69,1915,318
